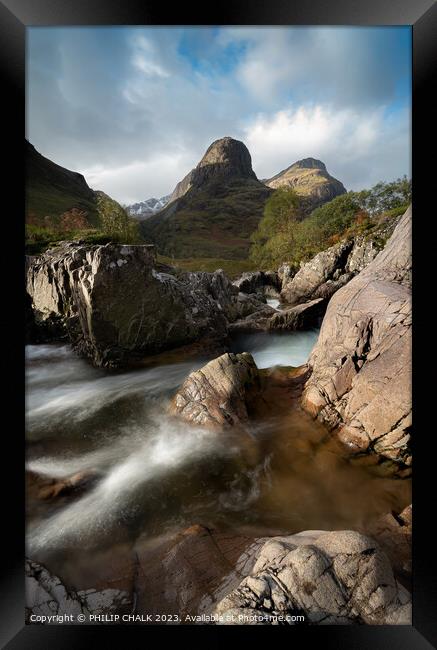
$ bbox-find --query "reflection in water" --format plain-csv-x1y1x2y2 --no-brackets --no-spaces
26,341,411,573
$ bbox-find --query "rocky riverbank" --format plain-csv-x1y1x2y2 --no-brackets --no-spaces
25,206,412,625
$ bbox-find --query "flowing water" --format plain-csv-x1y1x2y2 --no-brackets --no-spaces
25,335,411,583
266,297,280,309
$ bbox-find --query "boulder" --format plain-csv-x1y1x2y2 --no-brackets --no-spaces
280,240,354,306
170,352,260,428
279,234,383,308
228,304,277,333
26,242,275,367
269,298,325,331
26,242,235,367
302,206,412,467
215,530,411,625
233,271,280,296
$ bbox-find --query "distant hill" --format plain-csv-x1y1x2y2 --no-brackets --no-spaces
140,137,273,260
264,158,346,214
25,140,99,225
126,195,171,220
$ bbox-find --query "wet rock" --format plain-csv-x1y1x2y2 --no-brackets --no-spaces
302,206,412,467
269,298,325,331
215,530,411,625
228,304,277,333
170,352,260,428
27,470,98,501
25,558,132,622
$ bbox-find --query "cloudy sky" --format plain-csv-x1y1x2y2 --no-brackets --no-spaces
27,26,411,205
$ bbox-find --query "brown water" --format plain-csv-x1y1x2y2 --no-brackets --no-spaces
25,339,411,581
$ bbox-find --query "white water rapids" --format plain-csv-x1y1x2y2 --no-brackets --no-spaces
25,334,317,553
26,333,410,562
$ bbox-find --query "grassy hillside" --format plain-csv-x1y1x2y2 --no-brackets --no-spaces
141,177,272,260
26,141,99,225
157,255,257,278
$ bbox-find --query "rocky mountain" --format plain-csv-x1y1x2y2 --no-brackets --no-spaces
25,140,98,225
140,137,273,260
126,194,171,220
264,157,346,213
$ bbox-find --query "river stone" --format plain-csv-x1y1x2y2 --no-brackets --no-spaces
227,304,277,333
269,298,325,331
170,352,260,428
302,206,412,467
214,530,411,625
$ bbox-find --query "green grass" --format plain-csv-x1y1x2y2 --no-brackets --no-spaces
157,255,257,278
25,226,115,255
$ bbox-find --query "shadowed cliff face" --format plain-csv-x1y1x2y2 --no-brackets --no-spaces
25,140,99,225
170,137,258,203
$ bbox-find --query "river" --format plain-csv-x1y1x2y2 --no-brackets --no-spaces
25,332,411,585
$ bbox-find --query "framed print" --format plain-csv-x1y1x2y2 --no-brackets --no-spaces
1,0,436,647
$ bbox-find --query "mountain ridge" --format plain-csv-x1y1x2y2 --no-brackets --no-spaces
264,156,346,213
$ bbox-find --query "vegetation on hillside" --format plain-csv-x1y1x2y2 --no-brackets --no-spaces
141,178,272,260
250,177,411,270
26,193,141,255
26,141,99,226
157,255,257,279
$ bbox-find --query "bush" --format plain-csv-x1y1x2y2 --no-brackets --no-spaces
249,177,411,269
96,192,141,243
250,187,301,268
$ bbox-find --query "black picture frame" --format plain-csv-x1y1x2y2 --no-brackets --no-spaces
1,0,436,647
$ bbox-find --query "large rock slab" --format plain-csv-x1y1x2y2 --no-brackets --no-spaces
170,352,260,428
214,530,411,625
280,235,382,307
361,505,412,587
25,558,132,623
280,239,354,306
302,207,412,467
269,298,325,331
26,242,275,367
26,243,258,367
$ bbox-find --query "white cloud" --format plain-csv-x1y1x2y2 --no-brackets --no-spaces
27,27,411,203
244,104,410,190
83,151,198,205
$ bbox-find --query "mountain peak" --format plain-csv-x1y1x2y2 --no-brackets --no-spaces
265,156,346,213
168,137,258,203
195,136,257,183
291,157,327,171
